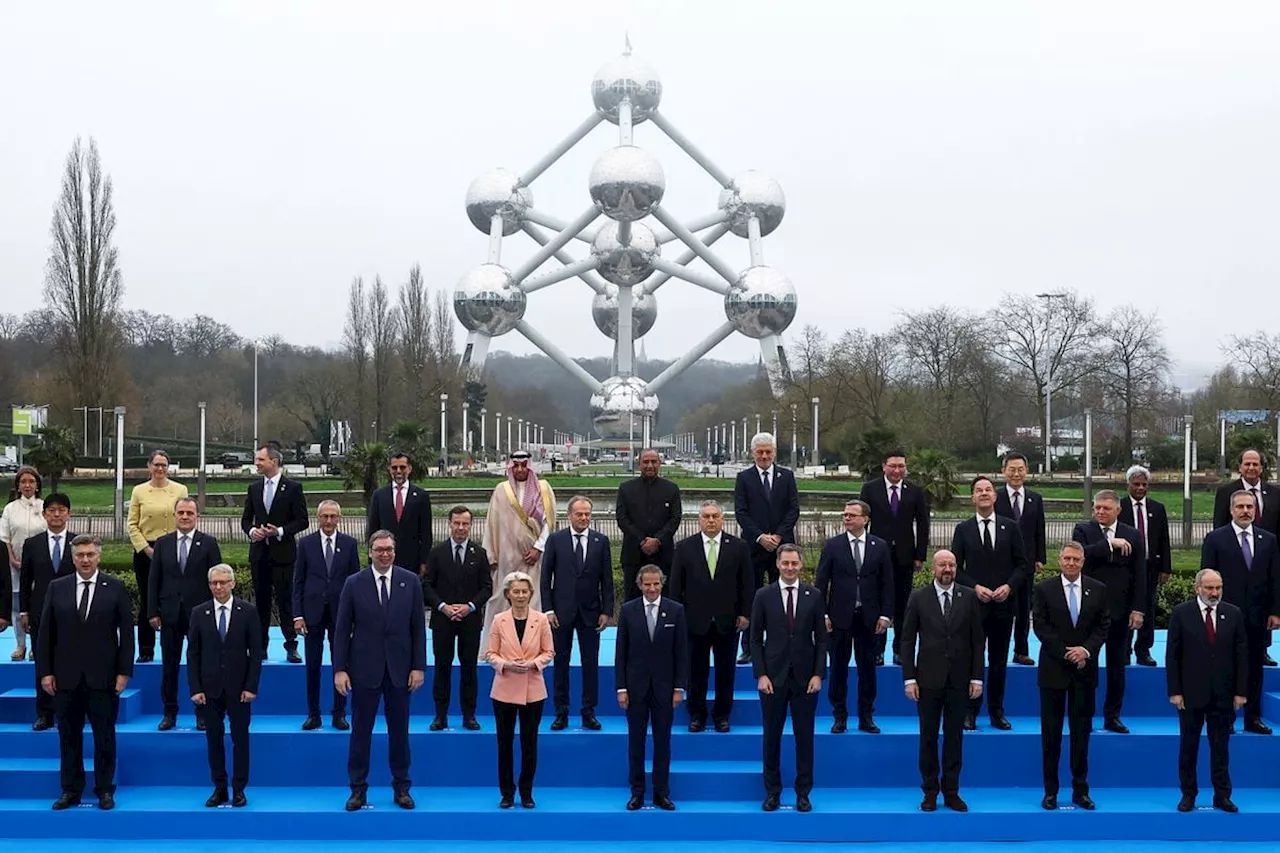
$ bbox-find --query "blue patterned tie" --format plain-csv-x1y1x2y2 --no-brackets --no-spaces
218,605,228,641
1068,582,1079,627
264,478,276,513
51,535,62,568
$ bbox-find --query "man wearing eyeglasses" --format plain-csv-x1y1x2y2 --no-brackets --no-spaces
366,453,433,578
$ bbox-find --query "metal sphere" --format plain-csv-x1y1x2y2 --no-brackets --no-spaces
724,265,797,339
589,375,660,439
717,171,786,238
465,168,533,236
591,221,660,286
588,146,665,222
453,264,526,336
591,284,657,339
591,53,662,124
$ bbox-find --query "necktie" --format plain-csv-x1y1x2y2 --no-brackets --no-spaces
380,574,389,609
455,543,464,569
1241,531,1254,570
1205,606,1216,644
1012,491,1022,522
394,485,405,522
324,537,334,574
982,519,993,551
1251,488,1261,518
890,485,900,516
1068,582,1079,627
78,580,91,621
647,602,657,639
51,535,62,568
707,537,719,577
942,590,952,622
264,478,276,513
851,538,862,608
762,470,772,499
575,534,586,573
179,535,190,572
218,605,228,640
785,585,795,631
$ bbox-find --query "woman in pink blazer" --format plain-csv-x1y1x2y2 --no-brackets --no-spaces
486,571,555,809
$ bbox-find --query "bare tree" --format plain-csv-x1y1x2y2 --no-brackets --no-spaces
1098,306,1171,458
425,289,457,399
179,314,242,358
43,137,124,406
893,306,978,446
1222,332,1280,410
281,362,347,455
398,264,432,420
342,276,369,438
0,314,18,341
367,275,399,435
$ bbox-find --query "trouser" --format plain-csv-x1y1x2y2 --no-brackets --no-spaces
29,620,54,722
252,554,297,652
627,687,674,797
1040,683,1095,796
1244,622,1267,722
133,545,157,654
761,675,817,797
55,680,119,797
348,671,411,793
740,553,774,655
159,606,192,716
1102,617,1129,719
1178,705,1232,798
203,691,251,790
828,616,879,720
303,606,345,718
969,607,1013,718
8,566,24,649
918,681,966,795
687,623,738,722
432,612,481,718
1132,570,1161,655
494,698,543,797
885,559,914,658
1012,571,1034,657
552,615,600,714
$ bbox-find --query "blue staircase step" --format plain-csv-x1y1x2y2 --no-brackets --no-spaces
0,688,142,724
0,758,91,798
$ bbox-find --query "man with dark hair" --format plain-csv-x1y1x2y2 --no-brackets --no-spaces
241,444,309,661
1213,449,1280,666
616,449,682,602
1121,465,1171,667
860,450,930,665
366,453,433,577
995,452,1046,666
19,493,77,731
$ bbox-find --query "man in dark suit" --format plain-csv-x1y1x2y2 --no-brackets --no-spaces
1072,489,1146,733
1167,570,1249,813
423,505,492,731
859,451,930,665
334,529,426,811
240,444,309,662
670,500,752,732
750,544,827,813
617,564,688,811
365,452,433,577
735,432,800,661
1200,490,1280,734
292,500,360,731
18,493,77,731
951,476,1028,731
1121,465,1172,667
1213,449,1280,666
148,497,223,731
615,448,682,601
995,452,1046,666
187,564,263,808
1032,542,1110,811
901,549,984,813
542,495,614,731
36,534,134,811
815,498,893,734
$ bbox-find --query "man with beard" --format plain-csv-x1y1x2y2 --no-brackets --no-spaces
366,453,433,577
615,449,682,602
481,451,557,648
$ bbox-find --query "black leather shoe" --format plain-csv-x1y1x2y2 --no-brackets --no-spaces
137,653,154,663
550,714,569,731
1104,718,1130,734
232,790,247,807
713,719,731,733
858,718,881,734
1177,794,1195,812
206,787,229,808
1072,794,1096,810
158,715,176,731
302,716,322,731
33,717,54,732
1136,652,1157,667
963,713,977,731
98,793,115,811
688,718,705,733
429,716,448,732
463,717,481,731
332,715,349,731
259,651,269,660
499,795,514,809
520,794,536,809
654,795,676,811
582,712,602,730
830,717,848,734
1265,653,1277,667
286,649,302,664
737,652,751,665
990,714,1012,731
51,794,81,810
762,794,780,812
1041,794,1057,810
394,790,415,810
1213,796,1239,813
195,716,206,731
921,792,938,812
943,793,968,812
1013,654,1035,666
1245,719,1273,735
626,794,644,811
345,791,366,811
796,794,812,812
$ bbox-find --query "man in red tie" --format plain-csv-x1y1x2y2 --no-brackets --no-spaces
365,453,433,578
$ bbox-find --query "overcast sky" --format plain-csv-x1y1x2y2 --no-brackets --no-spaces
2,1,1276,389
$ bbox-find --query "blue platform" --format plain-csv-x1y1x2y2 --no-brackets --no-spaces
1,629,1278,843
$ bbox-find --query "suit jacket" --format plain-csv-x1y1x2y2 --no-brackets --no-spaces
951,515,1029,608
1166,599,1249,710
900,583,984,691
1214,479,1280,534
366,482,433,573
1200,524,1280,627
36,572,135,689
486,609,555,705
1120,496,1172,578
186,597,263,699
240,475,309,564
18,529,78,621
858,477,930,567
814,531,894,629
333,566,427,691
615,596,689,698
291,530,361,626
147,529,224,623
734,466,800,559
668,531,753,635
615,476,682,570
1072,520,1147,619
995,486,1047,566
749,581,828,684
541,527,615,625
1032,575,1110,690
423,538,493,624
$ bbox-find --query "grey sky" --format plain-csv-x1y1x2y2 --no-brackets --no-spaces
2,1,1276,389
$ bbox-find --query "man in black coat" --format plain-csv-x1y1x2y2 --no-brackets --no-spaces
187,565,263,808
951,476,1028,731
1072,489,1146,733
1032,542,1110,811
1121,465,1172,667
148,497,224,731
901,549,984,813
859,451,930,665
240,444,309,661
814,498,893,733
995,452,1046,666
37,534,134,811
18,493,77,731
615,449,682,601
365,452,433,576
1213,449,1280,667
750,545,827,813
616,565,688,811
1167,570,1249,813
669,500,753,732
423,505,492,731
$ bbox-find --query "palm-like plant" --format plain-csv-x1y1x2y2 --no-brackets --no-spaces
25,425,79,492
386,420,435,469
908,448,960,510
340,441,390,506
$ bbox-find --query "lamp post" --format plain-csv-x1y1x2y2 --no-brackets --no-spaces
1183,414,1195,546
440,393,449,472
197,401,208,511
1036,292,1067,474
495,411,502,458
791,404,798,465
252,339,259,450
480,407,488,464
771,409,777,438
1082,408,1093,516
811,397,820,467
506,416,513,455
462,401,470,457
113,406,126,540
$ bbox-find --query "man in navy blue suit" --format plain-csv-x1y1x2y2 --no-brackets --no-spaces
616,565,688,811
334,530,426,812
815,498,893,734
292,500,361,731
542,496,614,731
240,444,309,661
364,453,433,576
734,432,800,661
995,452,1046,666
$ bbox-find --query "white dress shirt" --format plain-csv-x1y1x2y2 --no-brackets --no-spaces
75,570,100,615
703,531,723,561
975,512,997,546
903,583,982,688
372,566,394,603
262,473,284,540
47,529,68,563
778,580,801,609
214,599,233,630
1060,574,1090,658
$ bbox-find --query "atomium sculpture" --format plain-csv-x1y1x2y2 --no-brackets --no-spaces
455,41,796,442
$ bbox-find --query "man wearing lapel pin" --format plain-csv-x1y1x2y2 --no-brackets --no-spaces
1121,466,1172,668
292,500,360,731
901,550,984,813
19,493,78,732
37,534,134,811
616,564,688,811
424,505,493,731
366,453,433,577
241,444,309,662
542,496,614,731
1032,542,1109,811
188,564,262,808
1213,450,1280,667
750,544,827,813
995,452,1046,667
149,497,224,731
